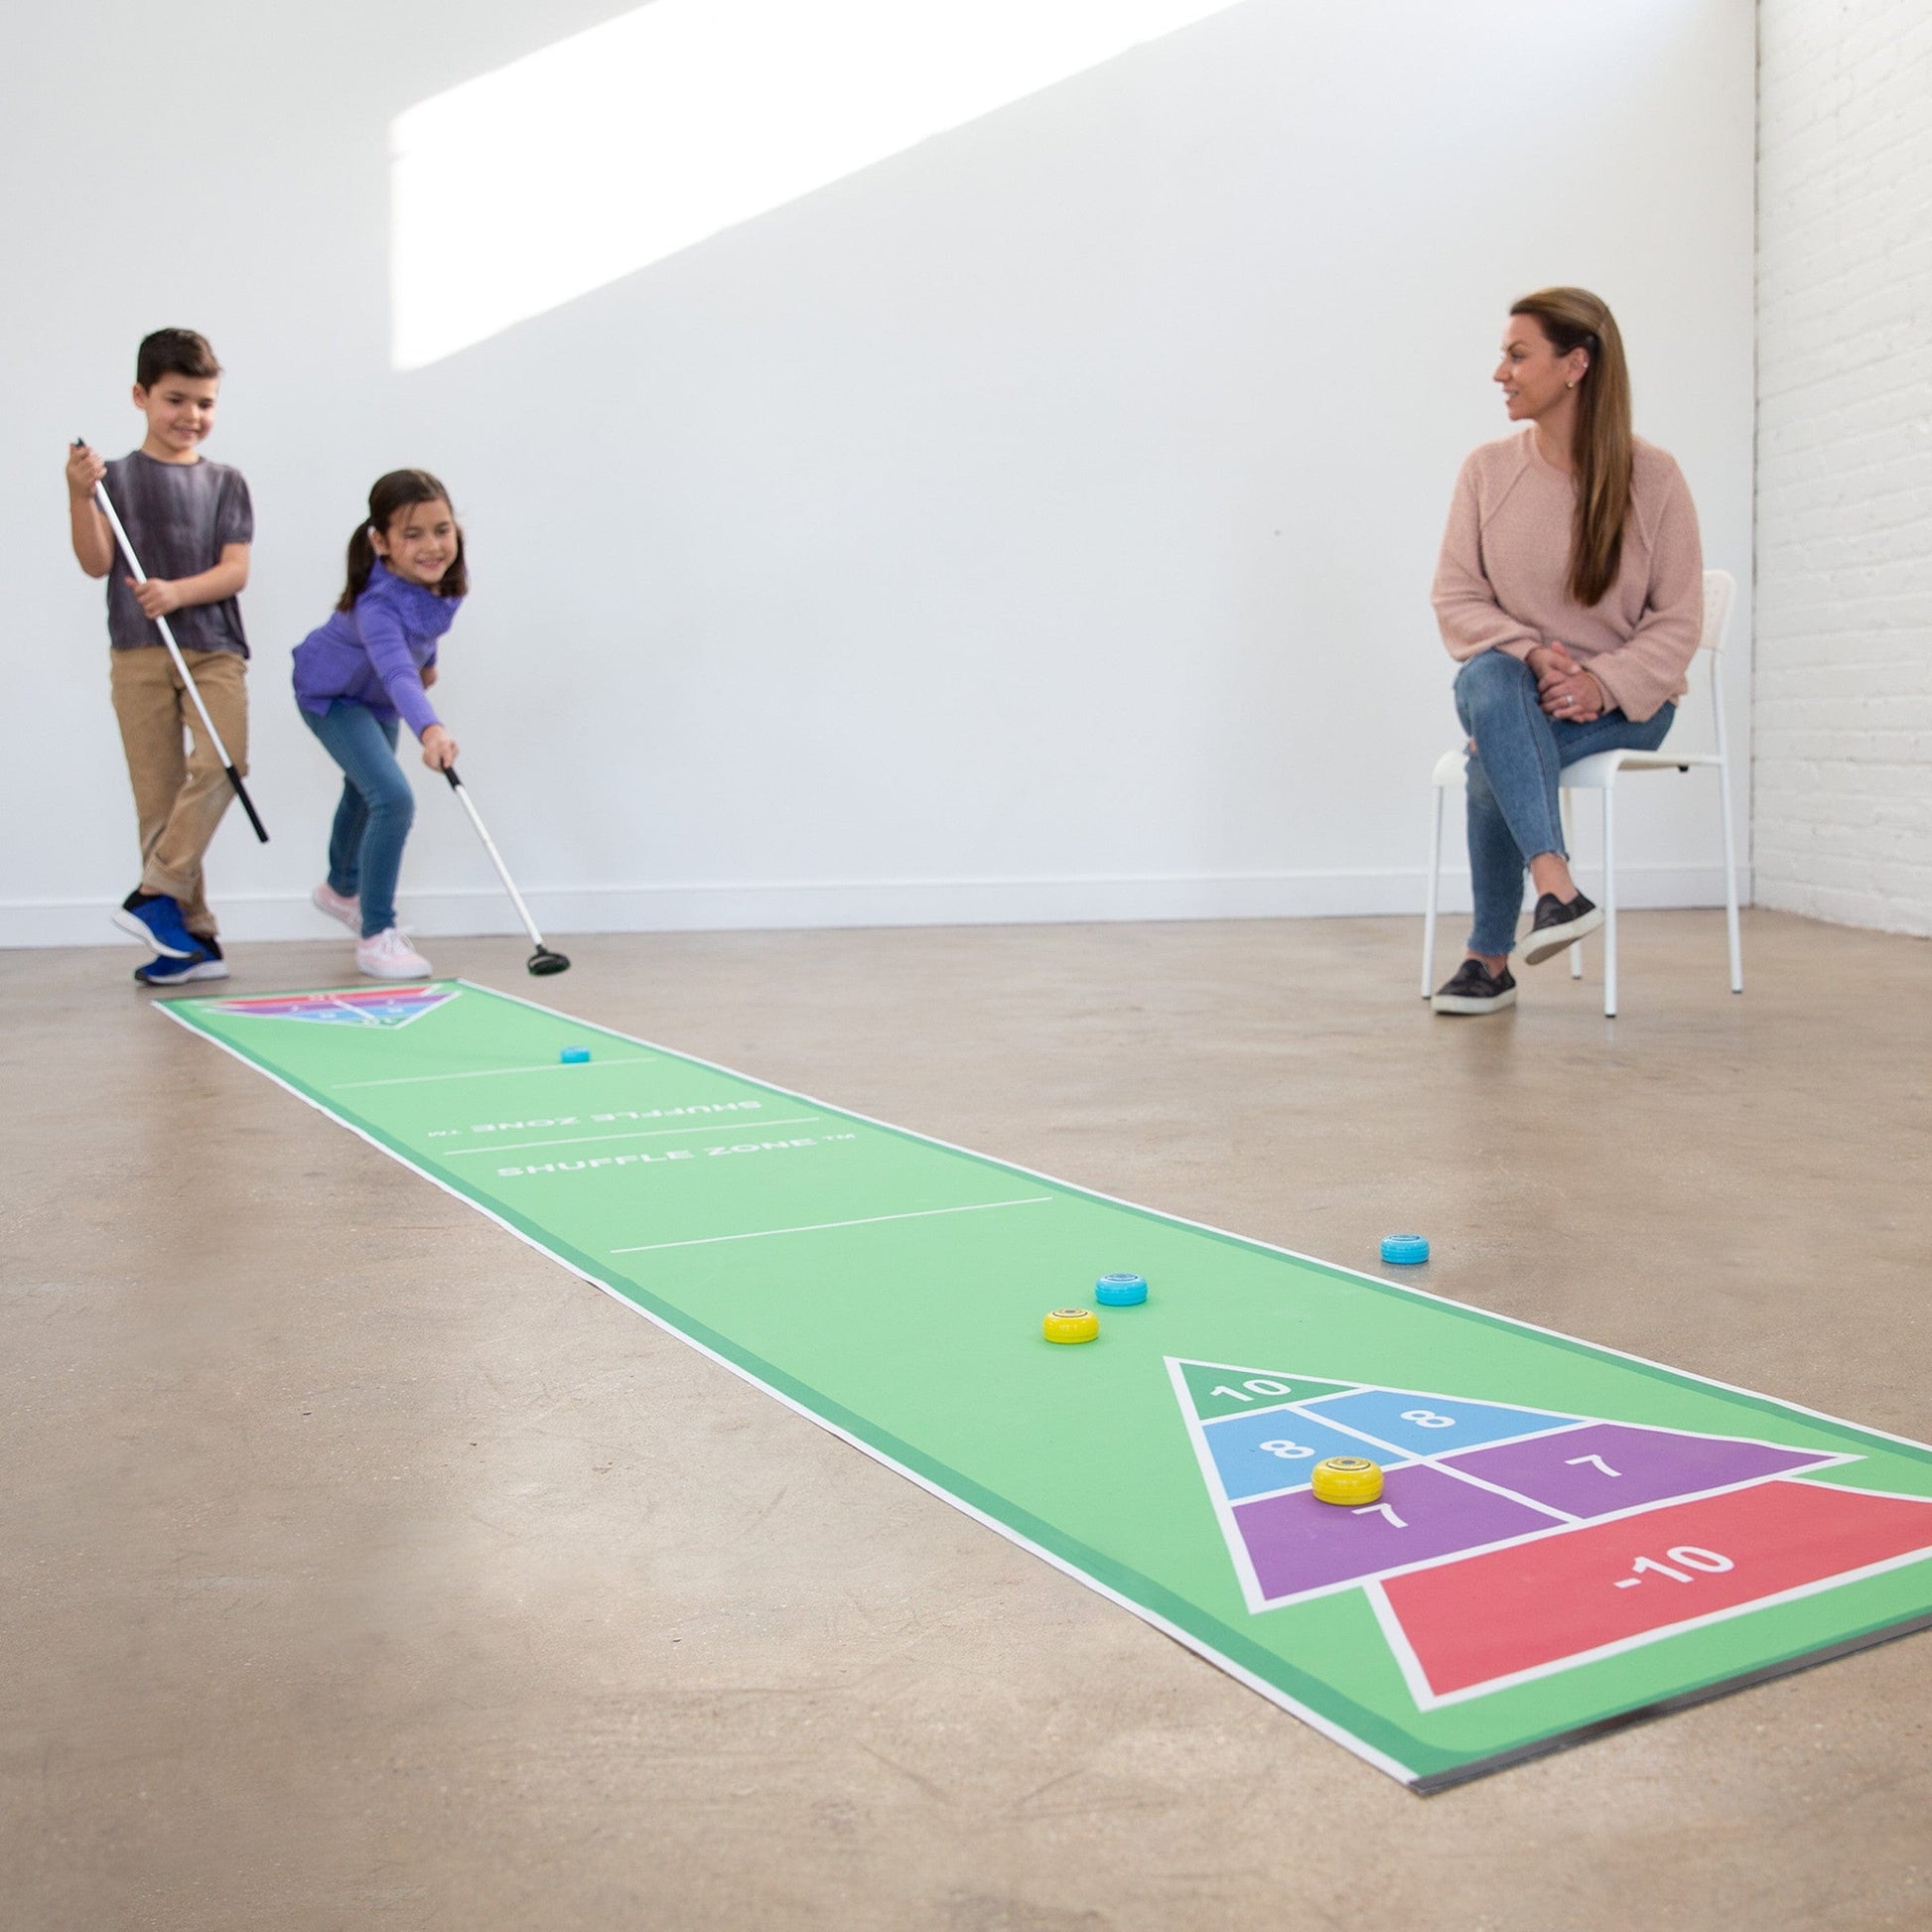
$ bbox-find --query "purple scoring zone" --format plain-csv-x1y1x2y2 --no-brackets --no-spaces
1233,1463,1559,1602
1440,1421,1840,1519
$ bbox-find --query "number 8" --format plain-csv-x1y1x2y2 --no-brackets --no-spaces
1401,1409,1455,1429
1259,1440,1315,1459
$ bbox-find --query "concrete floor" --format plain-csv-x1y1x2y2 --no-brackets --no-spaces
3,908,1929,1930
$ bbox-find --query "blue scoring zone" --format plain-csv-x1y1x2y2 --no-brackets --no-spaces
1201,1406,1415,1502
1296,1388,1578,1457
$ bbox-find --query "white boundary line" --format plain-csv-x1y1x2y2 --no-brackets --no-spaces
611,1197,1056,1255
157,978,1932,1790
1165,1356,1284,1615
1192,1414,1595,1497
334,1056,656,1089
1367,1585,1438,1708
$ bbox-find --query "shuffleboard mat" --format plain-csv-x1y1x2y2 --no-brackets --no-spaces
161,980,1932,1790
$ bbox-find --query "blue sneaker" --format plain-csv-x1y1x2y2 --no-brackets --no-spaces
134,937,228,986
113,891,200,958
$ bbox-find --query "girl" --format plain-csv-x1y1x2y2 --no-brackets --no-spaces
293,470,466,979
1429,288,1703,1015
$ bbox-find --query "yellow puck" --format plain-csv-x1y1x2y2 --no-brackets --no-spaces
1311,1455,1384,1505
1042,1307,1100,1344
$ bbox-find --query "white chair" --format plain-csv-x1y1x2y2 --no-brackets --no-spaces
1421,567,1742,1019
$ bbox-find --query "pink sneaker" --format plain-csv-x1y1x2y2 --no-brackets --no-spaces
356,926,432,980
312,882,361,932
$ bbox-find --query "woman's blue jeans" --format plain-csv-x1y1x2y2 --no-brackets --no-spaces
301,701,413,939
1453,651,1676,958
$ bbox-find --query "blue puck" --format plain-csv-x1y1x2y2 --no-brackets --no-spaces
1095,1272,1148,1307
1380,1234,1430,1266
560,1045,591,1063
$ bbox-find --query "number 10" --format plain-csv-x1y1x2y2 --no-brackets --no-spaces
1616,1545,1732,1587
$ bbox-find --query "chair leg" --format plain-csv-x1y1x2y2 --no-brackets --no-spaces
1559,788,1582,978
1422,784,1445,999
1718,758,1742,994
1602,788,1618,1019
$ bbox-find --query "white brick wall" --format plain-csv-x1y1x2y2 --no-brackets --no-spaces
1755,1,1932,935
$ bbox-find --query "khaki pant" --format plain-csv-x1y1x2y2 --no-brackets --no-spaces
109,645,249,940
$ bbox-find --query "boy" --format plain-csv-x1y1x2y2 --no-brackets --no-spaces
67,328,253,985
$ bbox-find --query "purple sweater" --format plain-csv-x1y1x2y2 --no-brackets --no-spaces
291,562,461,739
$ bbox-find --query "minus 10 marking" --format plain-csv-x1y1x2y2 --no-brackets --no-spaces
1613,1545,1734,1589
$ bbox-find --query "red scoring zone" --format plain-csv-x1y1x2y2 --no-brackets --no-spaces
1382,1478,1932,1700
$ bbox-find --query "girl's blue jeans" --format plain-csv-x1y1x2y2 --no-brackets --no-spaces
1453,651,1676,958
301,700,413,939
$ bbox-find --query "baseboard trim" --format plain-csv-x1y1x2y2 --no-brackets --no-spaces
1,865,1755,949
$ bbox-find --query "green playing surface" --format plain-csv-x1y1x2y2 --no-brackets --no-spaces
162,980,1932,1791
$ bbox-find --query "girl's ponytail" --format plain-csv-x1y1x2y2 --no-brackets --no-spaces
337,520,380,613
336,468,467,612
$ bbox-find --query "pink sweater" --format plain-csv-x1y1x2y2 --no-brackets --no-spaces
1432,429,1704,723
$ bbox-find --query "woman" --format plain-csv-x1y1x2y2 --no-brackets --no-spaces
1430,287,1703,1015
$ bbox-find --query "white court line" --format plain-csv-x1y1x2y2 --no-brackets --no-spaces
335,1056,655,1090
612,1196,1054,1255
445,1116,821,1157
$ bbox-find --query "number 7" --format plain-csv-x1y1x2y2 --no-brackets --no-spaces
1352,1502,1408,1529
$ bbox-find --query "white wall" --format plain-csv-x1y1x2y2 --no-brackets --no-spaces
2,0,1755,949
1755,0,1932,937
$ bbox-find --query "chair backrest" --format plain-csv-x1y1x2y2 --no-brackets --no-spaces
1692,568,1736,761
1700,568,1735,655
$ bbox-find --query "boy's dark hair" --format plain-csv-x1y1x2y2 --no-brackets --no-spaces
338,469,468,612
136,328,222,390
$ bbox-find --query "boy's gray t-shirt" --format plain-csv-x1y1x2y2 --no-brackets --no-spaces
101,451,253,656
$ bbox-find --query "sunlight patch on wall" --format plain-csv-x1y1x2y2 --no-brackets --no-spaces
391,0,1250,368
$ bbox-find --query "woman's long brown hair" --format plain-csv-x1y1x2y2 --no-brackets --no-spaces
1510,287,1632,608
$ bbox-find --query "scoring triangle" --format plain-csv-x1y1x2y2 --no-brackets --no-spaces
206,985,459,1030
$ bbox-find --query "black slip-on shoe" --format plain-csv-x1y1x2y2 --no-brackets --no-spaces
1521,891,1604,966
1431,957,1518,1015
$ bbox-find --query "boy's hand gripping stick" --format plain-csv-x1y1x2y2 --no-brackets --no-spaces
82,443,269,843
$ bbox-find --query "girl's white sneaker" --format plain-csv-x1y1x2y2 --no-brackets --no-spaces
312,882,361,932
356,926,432,980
